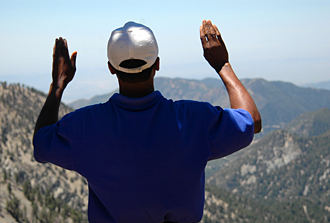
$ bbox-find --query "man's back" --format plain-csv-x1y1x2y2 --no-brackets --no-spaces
34,91,254,222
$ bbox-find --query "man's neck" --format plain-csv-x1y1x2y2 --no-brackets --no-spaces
118,79,155,98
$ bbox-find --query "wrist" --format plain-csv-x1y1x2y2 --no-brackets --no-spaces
218,62,233,76
48,83,64,100
219,62,231,70
218,62,241,89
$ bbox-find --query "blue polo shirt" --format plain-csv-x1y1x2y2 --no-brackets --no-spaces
33,91,254,223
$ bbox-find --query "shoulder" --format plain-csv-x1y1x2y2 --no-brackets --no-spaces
160,99,226,119
60,101,110,122
173,99,217,110
65,101,111,117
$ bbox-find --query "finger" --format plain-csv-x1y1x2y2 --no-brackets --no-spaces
205,20,213,40
201,20,211,48
209,24,219,47
63,39,70,59
200,24,207,47
206,20,219,48
202,20,210,38
200,21,206,38
53,38,59,58
52,39,59,75
62,38,68,48
70,51,77,69
213,24,221,37
57,37,70,60
213,24,227,49
213,25,222,43
62,38,71,60
209,22,216,36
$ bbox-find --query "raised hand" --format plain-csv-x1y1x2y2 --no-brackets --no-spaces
200,20,228,73
34,38,77,137
200,20,261,133
51,37,77,98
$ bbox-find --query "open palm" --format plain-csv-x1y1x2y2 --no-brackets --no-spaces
52,37,77,97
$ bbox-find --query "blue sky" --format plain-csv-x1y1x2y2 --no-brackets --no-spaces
1,0,329,102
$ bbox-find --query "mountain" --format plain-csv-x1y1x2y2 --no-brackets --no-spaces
204,108,330,222
207,108,330,211
0,82,88,222
284,108,330,137
2,81,330,223
68,77,227,108
202,185,330,223
69,77,330,137
302,80,330,90
68,90,116,109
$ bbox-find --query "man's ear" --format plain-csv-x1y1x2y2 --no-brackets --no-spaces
108,61,116,74
154,57,160,71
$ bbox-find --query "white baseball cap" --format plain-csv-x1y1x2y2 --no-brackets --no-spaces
107,21,158,74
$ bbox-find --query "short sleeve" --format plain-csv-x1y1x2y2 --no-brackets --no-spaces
33,115,73,170
207,107,254,160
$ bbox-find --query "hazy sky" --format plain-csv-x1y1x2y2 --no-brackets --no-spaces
1,0,329,102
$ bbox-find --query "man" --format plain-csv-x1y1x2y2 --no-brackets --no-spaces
33,20,261,223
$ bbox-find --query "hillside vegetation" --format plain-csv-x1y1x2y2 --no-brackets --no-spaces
206,108,330,222
0,82,88,223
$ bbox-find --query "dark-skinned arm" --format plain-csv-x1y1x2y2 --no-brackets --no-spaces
200,20,262,133
33,37,77,138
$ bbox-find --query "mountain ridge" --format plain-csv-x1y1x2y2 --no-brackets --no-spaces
68,77,330,138
302,79,330,90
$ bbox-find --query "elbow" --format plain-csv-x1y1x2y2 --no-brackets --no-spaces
33,145,43,163
33,148,48,164
254,119,262,133
32,137,48,164
253,114,262,134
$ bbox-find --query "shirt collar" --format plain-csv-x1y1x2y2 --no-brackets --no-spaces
109,91,164,110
